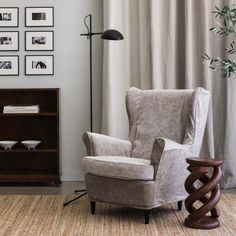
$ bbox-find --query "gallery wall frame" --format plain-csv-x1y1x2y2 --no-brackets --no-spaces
25,31,54,51
25,7,54,27
0,31,19,51
0,6,55,76
0,7,19,28
0,55,19,76
25,55,54,75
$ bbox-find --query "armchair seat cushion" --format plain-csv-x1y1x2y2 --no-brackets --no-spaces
82,156,154,181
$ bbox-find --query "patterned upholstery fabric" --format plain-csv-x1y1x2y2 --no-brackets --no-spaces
83,156,154,180
127,88,193,159
82,87,210,209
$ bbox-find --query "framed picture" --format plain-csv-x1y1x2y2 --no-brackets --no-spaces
0,56,19,76
0,31,19,51
25,55,54,75
25,7,54,27
25,31,54,51
0,8,19,27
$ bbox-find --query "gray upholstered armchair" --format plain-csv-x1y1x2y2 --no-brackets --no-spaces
82,87,210,224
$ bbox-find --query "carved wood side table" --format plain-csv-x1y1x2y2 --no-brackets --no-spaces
184,157,222,229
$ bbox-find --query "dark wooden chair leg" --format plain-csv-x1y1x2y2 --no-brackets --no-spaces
177,200,182,211
90,201,96,215
144,210,150,224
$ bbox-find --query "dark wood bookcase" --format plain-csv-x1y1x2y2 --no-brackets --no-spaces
0,88,60,184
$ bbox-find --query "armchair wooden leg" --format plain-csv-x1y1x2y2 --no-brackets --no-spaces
177,201,182,211
144,210,150,224
90,201,96,215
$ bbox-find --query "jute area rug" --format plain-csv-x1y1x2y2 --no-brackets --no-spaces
0,194,235,236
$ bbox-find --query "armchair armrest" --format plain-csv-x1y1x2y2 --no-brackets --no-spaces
151,138,192,202
151,138,191,177
82,132,132,156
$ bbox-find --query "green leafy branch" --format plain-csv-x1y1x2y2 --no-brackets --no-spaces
204,5,236,78
226,41,236,54
210,22,235,36
203,53,236,78
212,5,236,22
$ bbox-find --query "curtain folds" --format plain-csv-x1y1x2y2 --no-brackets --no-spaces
102,0,236,188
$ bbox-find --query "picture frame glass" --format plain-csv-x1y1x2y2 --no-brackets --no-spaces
0,32,19,51
0,8,18,27
25,55,54,75
26,7,54,27
0,56,19,75
26,31,53,51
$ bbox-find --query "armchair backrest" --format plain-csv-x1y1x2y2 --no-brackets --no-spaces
126,87,210,160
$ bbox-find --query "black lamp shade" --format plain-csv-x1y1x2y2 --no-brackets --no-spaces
101,29,124,40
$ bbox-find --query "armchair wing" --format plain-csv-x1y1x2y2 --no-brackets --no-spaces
82,132,132,156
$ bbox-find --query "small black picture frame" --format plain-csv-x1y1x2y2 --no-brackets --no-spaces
25,55,54,76
0,7,19,28
25,7,54,27
25,31,54,51
0,31,19,51
0,55,19,76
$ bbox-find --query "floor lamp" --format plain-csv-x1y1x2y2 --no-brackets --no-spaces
81,14,123,132
63,14,124,207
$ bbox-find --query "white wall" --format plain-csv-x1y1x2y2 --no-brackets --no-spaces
0,0,103,180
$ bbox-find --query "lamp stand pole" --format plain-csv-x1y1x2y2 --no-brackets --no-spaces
63,15,123,207
89,14,93,132
80,14,103,132
64,14,97,207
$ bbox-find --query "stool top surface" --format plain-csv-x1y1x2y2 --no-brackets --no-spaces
186,157,223,167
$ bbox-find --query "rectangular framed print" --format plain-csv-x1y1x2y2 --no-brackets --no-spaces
0,8,19,27
0,56,19,76
25,31,54,51
25,7,54,27
0,31,19,51
25,55,54,75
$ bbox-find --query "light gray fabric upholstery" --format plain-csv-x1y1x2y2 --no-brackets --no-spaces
127,88,193,160
85,174,156,210
151,138,191,178
82,87,210,210
83,132,132,156
83,156,154,181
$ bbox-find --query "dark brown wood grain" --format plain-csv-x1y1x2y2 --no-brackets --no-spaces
0,88,60,184
184,157,222,229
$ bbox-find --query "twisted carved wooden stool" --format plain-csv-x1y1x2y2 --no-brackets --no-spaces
184,157,222,229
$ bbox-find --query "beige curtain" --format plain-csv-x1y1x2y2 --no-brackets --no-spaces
102,0,236,189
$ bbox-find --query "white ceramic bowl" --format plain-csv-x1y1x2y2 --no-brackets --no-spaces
21,140,41,150
0,141,17,150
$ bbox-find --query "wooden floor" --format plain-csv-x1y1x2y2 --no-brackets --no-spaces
0,194,235,236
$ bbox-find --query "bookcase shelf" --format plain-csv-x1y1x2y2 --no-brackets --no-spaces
0,149,57,153
0,89,60,184
0,113,58,117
